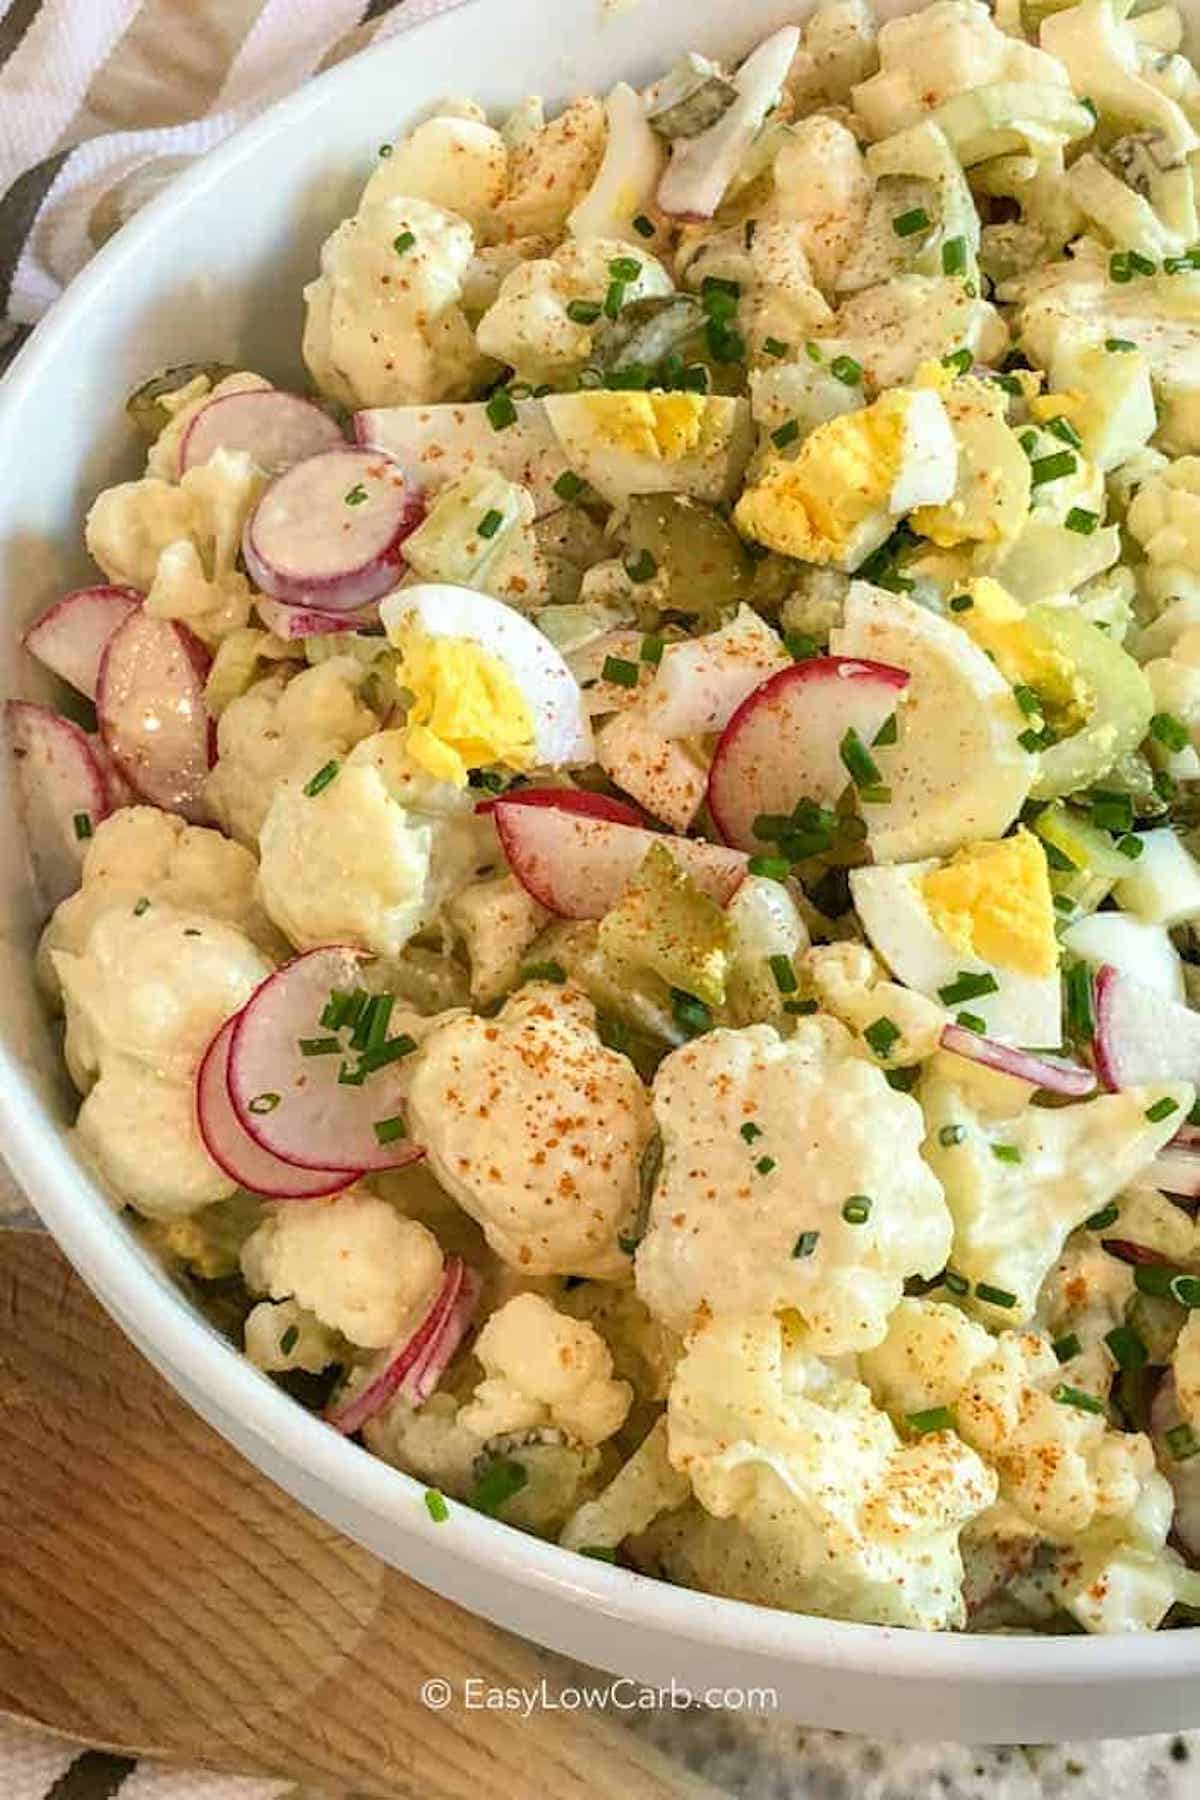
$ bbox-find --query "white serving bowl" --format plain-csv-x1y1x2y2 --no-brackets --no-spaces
2,0,1199,1743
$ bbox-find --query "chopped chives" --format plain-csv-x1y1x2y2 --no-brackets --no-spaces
886,1066,918,1092
830,354,862,386
769,953,797,994
1013,684,1042,716
740,1121,763,1143
1109,252,1133,284
757,1155,777,1175
470,1456,528,1515
248,1092,281,1114
1065,507,1099,535
949,593,973,613
791,1229,820,1257
566,298,602,324
1053,894,1075,915
1104,1323,1148,1370
763,336,789,359
1052,1332,1081,1364
975,1281,1017,1308
641,633,665,666
358,1034,418,1075
625,548,657,583
955,1010,987,1033
351,992,393,1052
842,1195,872,1224
942,1268,969,1296
941,236,967,275
1085,1202,1119,1230
859,783,892,805
477,507,504,539
344,483,368,506
553,469,585,501
373,1115,407,1146
893,207,931,237
991,1143,1021,1165
486,389,518,430
1129,250,1156,275
873,713,898,746
72,811,93,840
520,961,567,985
424,1488,450,1522
1167,1422,1200,1461
771,419,801,450
672,989,712,1038
748,854,791,880
133,897,150,916
298,1036,341,1057
1150,710,1189,751
1157,768,1180,800
938,1123,966,1147
632,214,655,238
863,1016,901,1058
1065,961,1094,1038
1116,833,1143,860
784,998,819,1015
1052,1382,1106,1415
392,230,416,255
938,970,999,1005
1081,96,1098,119
942,348,973,376
701,274,740,302
1018,728,1045,753
1105,337,1137,353
1030,450,1077,485
1172,1274,1200,1308
1089,789,1133,833
839,726,882,790
605,277,629,318
279,1324,299,1355
805,341,823,362
580,1544,617,1562
602,654,640,688
1046,414,1082,449
785,631,820,660
907,1406,953,1435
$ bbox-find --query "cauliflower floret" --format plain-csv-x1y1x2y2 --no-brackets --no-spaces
860,1297,994,1419
205,659,378,846
475,237,672,384
1036,1232,1136,1391
661,1314,996,1629
805,941,946,1066
257,732,480,960
405,982,654,1279
459,1292,632,1445
85,449,265,645
560,1417,690,1552
241,1190,443,1350
37,805,282,1002
804,0,879,104
921,1068,1193,1323
303,196,493,409
144,369,271,481
768,114,872,297
821,276,1007,394
243,1299,342,1374
75,1056,234,1219
1127,454,1200,568
363,114,509,238
851,0,1073,140
680,218,834,360
635,1018,952,1350
446,872,550,1004
494,95,606,239
52,903,270,1090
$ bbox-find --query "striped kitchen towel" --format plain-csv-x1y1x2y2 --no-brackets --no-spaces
0,0,470,372
0,1716,302,1799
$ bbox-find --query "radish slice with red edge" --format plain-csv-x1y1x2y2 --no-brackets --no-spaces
23,585,141,701
493,795,747,918
196,1016,361,1199
254,595,381,640
243,449,422,612
1145,1148,1200,1199
397,1263,483,1407
475,785,642,826
939,1022,1097,1097
228,945,425,1172
1092,963,1200,1090
88,731,136,810
96,609,213,821
707,655,910,852
6,701,109,909
326,1256,479,1435
179,389,344,478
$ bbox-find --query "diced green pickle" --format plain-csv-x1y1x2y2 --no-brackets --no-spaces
598,842,731,1008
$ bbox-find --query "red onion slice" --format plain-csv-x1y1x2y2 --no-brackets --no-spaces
940,1022,1097,1097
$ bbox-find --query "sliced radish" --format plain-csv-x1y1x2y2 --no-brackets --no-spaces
243,449,422,612
1145,1148,1200,1199
640,607,791,738
657,27,800,219
354,400,569,517
939,1022,1097,1097
707,655,910,852
23,585,141,701
87,731,136,810
96,610,213,822
475,785,643,826
228,945,425,1173
398,1263,483,1407
179,389,343,478
1093,964,1200,1090
493,796,746,918
326,1256,479,1435
6,702,109,910
254,594,381,640
196,1017,360,1199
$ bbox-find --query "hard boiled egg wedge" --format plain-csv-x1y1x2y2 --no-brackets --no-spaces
830,581,1033,861
733,386,957,571
851,829,1062,1047
541,390,752,505
380,583,593,785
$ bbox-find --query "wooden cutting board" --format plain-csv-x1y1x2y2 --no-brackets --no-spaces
0,1232,716,1799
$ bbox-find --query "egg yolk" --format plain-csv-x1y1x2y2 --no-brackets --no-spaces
394,626,535,787
733,393,909,563
576,391,708,460
921,828,1058,978
956,578,1094,737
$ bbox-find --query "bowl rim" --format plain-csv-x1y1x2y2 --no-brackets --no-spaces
3,1,1200,1689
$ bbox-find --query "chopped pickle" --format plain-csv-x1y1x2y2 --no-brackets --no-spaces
531,919,681,1056
646,52,738,139
403,467,526,586
598,842,731,1008
624,493,752,617
126,361,236,437
1026,605,1154,801
144,1191,264,1280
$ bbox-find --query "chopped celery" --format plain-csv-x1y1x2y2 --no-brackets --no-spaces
1034,800,1136,882
624,494,752,618
147,1192,264,1280
530,919,681,1055
932,83,1095,168
860,121,981,288
598,842,731,1007
402,468,529,587
1028,605,1155,799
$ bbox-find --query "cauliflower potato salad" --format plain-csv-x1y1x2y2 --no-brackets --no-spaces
24,0,1200,1639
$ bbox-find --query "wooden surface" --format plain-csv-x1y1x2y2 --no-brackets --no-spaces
0,1232,713,1799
